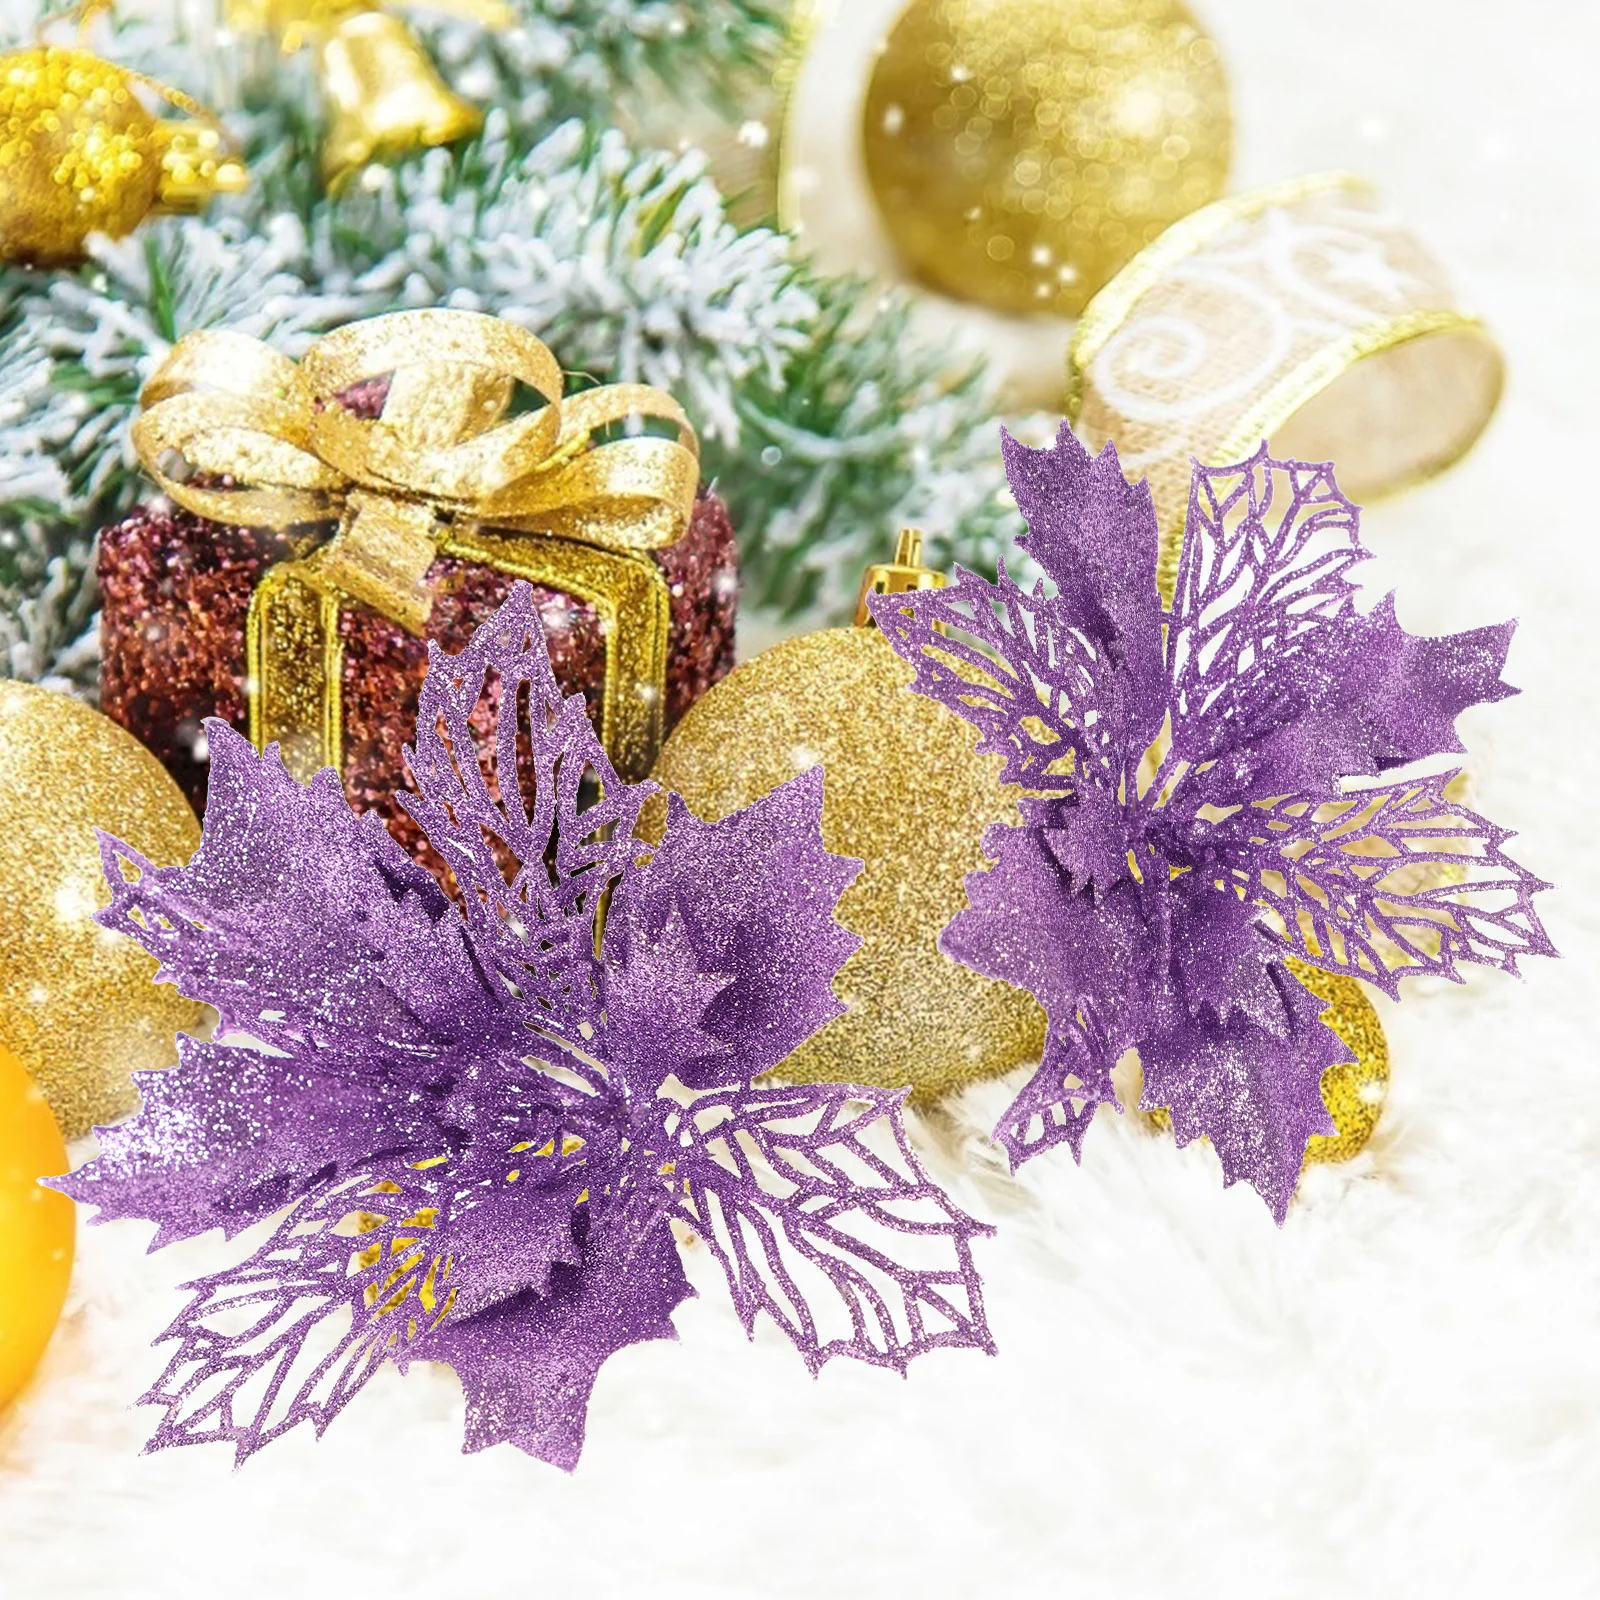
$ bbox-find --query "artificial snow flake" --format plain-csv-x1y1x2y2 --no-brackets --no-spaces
870,427,1555,1221
54,582,992,1465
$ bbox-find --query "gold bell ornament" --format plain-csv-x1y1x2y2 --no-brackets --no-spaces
227,0,508,188
0,39,247,265
860,0,1232,316
643,531,1047,1105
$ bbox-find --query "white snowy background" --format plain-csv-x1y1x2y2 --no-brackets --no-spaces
2,1,1596,1595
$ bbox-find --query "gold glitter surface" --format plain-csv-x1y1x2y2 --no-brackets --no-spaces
0,46,244,265
1291,958,1390,1166
861,0,1231,316
0,682,206,1138
642,626,1046,1104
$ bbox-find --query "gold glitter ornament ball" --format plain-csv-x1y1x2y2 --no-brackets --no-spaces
0,46,246,265
1292,959,1390,1166
861,0,1231,315
643,622,1046,1104
0,682,206,1138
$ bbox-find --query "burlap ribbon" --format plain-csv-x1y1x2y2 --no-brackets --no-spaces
133,309,701,780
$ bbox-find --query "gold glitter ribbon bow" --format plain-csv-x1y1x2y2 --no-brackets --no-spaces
133,309,700,780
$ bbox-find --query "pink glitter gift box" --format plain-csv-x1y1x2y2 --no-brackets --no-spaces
98,489,738,881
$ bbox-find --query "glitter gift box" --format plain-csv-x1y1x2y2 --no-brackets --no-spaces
98,488,738,878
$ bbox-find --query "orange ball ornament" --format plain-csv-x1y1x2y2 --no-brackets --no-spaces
0,1040,74,1410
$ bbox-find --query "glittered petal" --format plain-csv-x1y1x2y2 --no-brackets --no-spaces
420,1216,692,1470
869,563,1121,796
1168,450,1363,772
1197,773,1556,995
1164,449,1516,802
943,815,1152,1060
1001,424,1167,749
400,580,655,1043
990,1027,1115,1170
94,725,505,1062
50,1037,435,1247
1169,888,1291,1038
135,1135,610,1461
137,1168,445,1461
1140,967,1346,1223
604,770,862,1090
664,1083,994,1371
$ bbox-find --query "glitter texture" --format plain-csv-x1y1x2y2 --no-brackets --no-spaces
99,488,738,883
646,626,1046,1104
861,0,1231,315
0,682,206,1138
55,583,993,1466
1146,957,1390,1169
870,426,1554,1220
0,45,244,265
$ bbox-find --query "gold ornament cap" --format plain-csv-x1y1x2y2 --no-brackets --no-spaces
853,526,946,626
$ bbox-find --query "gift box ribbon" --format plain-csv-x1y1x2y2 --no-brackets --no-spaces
132,309,700,781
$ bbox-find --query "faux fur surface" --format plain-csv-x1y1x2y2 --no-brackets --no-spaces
3,2,1596,1594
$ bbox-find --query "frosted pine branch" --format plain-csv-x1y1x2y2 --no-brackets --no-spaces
321,118,813,442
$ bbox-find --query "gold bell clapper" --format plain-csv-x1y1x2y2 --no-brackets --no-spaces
227,0,510,188
0,43,248,265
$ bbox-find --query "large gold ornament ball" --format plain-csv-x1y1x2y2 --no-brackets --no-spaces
1291,958,1390,1166
0,47,166,265
861,0,1231,315
0,682,206,1138
644,626,1046,1104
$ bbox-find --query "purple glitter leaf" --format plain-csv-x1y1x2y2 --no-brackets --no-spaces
139,1128,606,1462
989,1029,1114,1171
1197,773,1557,995
870,433,1553,1218
657,1082,995,1370
1167,450,1516,801
1140,970,1345,1224
400,580,655,1043
604,771,863,1090
869,563,1120,799
1002,424,1168,753
95,726,505,1063
49,1037,436,1248
420,1217,692,1470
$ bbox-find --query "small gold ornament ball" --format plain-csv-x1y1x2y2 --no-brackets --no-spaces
0,682,206,1138
1291,959,1390,1166
0,47,166,265
0,1040,74,1412
861,0,1231,315
644,626,1046,1104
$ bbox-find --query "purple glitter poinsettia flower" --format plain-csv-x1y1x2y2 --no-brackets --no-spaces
869,427,1555,1221
54,583,993,1467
